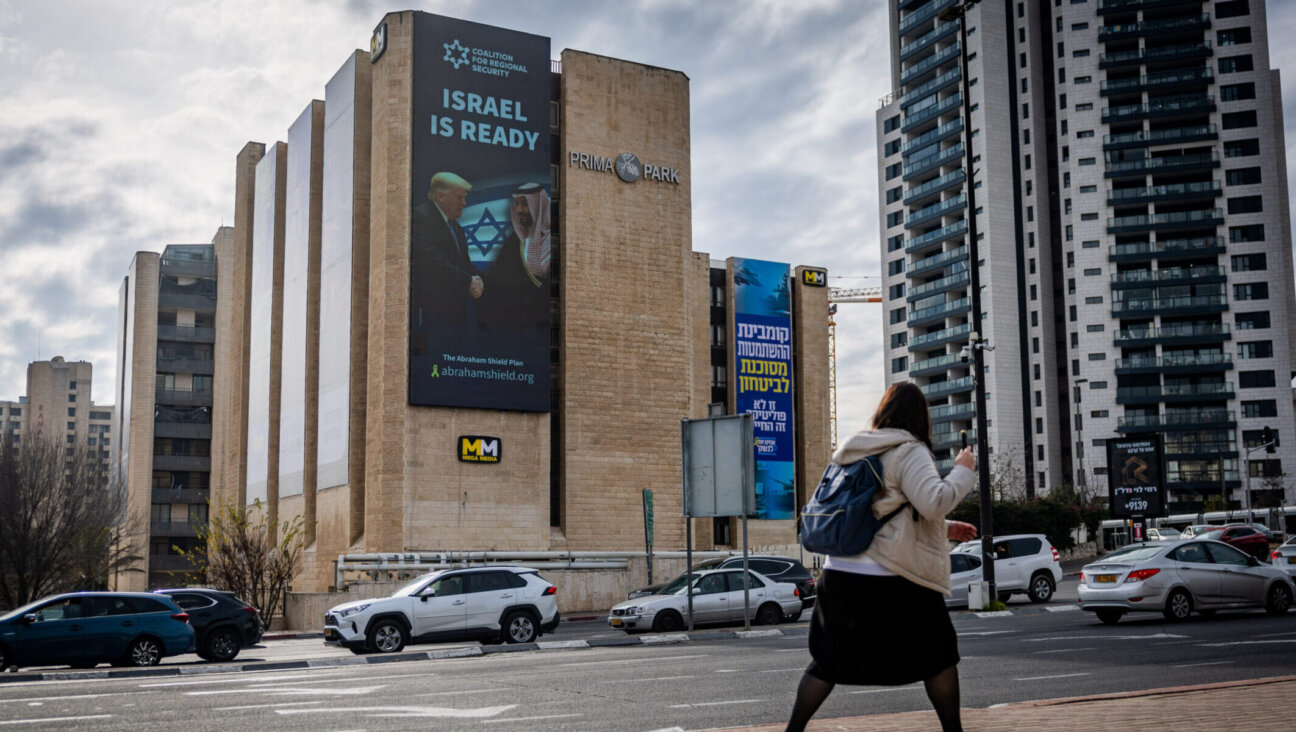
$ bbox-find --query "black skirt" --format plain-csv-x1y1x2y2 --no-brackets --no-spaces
806,569,960,686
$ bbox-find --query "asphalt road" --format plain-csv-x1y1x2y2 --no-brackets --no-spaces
1,594,1293,731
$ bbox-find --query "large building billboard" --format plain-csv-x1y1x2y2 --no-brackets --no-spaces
732,258,795,520
408,13,552,412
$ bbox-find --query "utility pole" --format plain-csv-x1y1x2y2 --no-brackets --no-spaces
940,0,995,603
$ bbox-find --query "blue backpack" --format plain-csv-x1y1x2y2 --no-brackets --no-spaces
800,455,906,556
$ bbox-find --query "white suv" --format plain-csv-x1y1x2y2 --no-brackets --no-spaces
324,566,560,653
952,534,1062,603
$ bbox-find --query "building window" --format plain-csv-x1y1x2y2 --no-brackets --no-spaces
1236,311,1270,330
1222,110,1258,129
1087,352,1106,360
1219,55,1255,74
1225,139,1260,158
1231,253,1266,272
884,139,902,156
887,211,904,227
1243,429,1279,449
1226,167,1262,186
889,283,905,299
1228,196,1263,214
1075,103,1093,111
891,356,908,374
1221,82,1256,102
1234,282,1269,301
1239,370,1276,389
1215,0,1250,18
1238,341,1273,359
1072,49,1090,57
1229,224,1265,243
1083,268,1101,276
884,115,901,133
1242,400,1277,418
888,234,904,252
1087,324,1104,332
1218,27,1252,46
885,162,902,180
1090,381,1107,389
890,307,906,324
888,258,905,276
67,408,75,417
891,332,907,349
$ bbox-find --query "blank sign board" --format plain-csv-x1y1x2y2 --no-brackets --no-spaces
681,413,755,518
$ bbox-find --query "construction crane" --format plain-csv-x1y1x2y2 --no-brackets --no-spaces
828,284,882,447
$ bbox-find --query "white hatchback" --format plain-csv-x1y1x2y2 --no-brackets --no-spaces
951,534,1063,604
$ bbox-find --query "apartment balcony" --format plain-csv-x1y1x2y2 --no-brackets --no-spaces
1116,382,1234,405
902,118,963,156
1164,439,1236,459
153,454,211,472
921,375,975,400
902,93,962,133
903,144,964,181
1100,67,1213,97
899,22,960,62
933,428,975,450
1100,41,1212,69
159,258,217,278
157,324,215,343
929,401,976,424
1110,265,1225,289
152,488,210,505
1111,293,1228,317
1098,0,1212,15
1104,124,1216,151
905,219,967,255
153,422,211,440
908,323,972,352
903,169,965,206
156,355,215,375
1106,181,1220,206
150,520,203,538
910,352,965,377
1107,208,1222,235
1105,151,1219,179
1108,235,1225,263
1113,322,1230,347
898,0,959,36
1114,352,1232,374
901,67,961,109
907,270,969,301
905,192,967,228
898,0,929,11
1166,471,1241,491
149,555,197,572
899,42,961,87
1102,95,1214,124
1099,14,1210,42
156,388,213,407
1117,409,1234,432
157,291,217,313
908,245,968,278
908,297,971,327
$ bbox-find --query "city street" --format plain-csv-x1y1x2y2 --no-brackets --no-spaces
1,597,1293,730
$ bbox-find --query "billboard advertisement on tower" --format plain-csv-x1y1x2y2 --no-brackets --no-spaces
732,258,795,520
407,13,552,411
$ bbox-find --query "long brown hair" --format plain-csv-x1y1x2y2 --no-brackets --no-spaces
870,381,933,451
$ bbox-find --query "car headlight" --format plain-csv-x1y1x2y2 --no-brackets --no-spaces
338,603,371,618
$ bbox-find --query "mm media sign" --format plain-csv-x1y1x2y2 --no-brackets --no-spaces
1105,435,1166,519
458,435,502,463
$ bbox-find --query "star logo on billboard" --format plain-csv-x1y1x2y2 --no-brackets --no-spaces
443,39,470,69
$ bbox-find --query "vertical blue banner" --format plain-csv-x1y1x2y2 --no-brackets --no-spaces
733,258,794,520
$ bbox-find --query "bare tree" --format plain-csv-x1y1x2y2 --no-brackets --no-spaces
177,499,304,624
988,445,1029,502
0,434,144,610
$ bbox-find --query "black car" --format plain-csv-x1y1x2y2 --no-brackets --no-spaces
155,589,263,662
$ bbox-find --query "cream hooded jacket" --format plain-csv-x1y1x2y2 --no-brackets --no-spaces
826,428,976,594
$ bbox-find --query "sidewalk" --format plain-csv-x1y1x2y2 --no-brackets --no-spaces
711,675,1296,731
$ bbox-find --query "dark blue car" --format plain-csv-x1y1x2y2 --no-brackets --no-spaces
0,592,195,670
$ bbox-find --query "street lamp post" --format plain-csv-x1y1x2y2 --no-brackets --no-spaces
939,0,996,603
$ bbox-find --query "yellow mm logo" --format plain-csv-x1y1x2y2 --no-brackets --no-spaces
459,436,501,463
802,269,826,287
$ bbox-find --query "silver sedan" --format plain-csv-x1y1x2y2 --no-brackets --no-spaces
1078,538,1295,625
608,568,802,633
1273,535,1296,579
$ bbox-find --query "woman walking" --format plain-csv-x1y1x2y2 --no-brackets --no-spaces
786,381,978,732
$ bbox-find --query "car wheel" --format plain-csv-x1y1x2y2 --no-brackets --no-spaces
502,610,538,644
1163,589,1193,622
652,610,684,633
755,602,783,626
787,609,803,623
125,637,163,667
1265,584,1292,615
367,619,408,653
1096,609,1123,625
1028,573,1055,603
204,628,242,662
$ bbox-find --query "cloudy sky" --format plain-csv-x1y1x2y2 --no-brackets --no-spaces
1,0,1294,440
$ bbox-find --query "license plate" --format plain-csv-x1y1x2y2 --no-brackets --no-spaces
1095,574,1118,583
610,618,622,627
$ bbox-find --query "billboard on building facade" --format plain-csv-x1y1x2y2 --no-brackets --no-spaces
408,13,552,412
732,258,795,520
1106,435,1166,519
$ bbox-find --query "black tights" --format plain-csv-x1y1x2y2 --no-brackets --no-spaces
784,664,963,732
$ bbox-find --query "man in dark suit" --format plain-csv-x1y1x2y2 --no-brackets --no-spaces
411,172,482,356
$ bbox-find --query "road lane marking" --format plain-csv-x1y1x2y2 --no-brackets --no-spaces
759,668,807,673
213,701,325,711
1020,633,1187,642
1032,647,1097,654
0,692,157,705
1043,605,1081,612
482,714,582,724
554,654,708,668
277,704,516,718
1198,640,1296,647
0,715,112,726
638,676,696,682
415,689,509,698
1254,630,1296,638
140,671,343,687
1172,661,1234,668
669,699,761,708
847,685,921,695
186,685,386,697
1013,673,1090,681
958,631,1014,637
